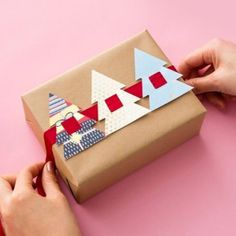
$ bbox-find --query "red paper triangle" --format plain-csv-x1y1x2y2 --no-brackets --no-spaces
149,72,167,89
80,104,99,121
124,81,143,98
105,94,123,112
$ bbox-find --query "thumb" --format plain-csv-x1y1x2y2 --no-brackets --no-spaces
185,72,220,94
42,161,62,197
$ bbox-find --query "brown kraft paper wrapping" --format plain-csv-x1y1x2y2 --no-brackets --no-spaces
22,30,206,203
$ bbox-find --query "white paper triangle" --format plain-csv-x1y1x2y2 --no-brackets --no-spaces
91,71,150,134
91,70,125,103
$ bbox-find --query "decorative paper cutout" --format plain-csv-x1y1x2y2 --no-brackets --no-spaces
123,65,178,98
91,70,150,135
105,94,123,112
61,116,81,135
45,49,192,161
64,120,105,159
134,48,193,110
149,72,167,89
49,93,71,117
124,81,143,98
48,93,105,159
80,104,98,121
134,48,166,80
168,65,177,72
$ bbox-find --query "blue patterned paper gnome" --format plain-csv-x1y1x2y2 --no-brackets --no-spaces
49,93,105,160
134,48,193,111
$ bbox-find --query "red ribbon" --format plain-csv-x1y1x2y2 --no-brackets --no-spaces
36,116,80,196
36,126,57,196
0,222,4,236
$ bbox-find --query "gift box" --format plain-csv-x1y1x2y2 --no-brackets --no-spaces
22,30,206,203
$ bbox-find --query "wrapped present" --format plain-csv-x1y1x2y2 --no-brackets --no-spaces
22,30,206,203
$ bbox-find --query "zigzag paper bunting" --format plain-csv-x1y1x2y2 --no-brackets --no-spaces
46,49,192,160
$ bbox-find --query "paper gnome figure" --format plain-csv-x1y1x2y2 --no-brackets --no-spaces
134,48,193,110
48,93,105,159
91,70,150,135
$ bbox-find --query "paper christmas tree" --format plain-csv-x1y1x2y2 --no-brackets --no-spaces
134,48,193,111
49,93,105,159
92,70,150,135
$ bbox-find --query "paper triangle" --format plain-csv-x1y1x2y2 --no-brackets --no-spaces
104,101,150,135
91,70,125,103
149,80,193,110
92,70,144,121
134,48,193,110
48,93,69,117
134,48,166,81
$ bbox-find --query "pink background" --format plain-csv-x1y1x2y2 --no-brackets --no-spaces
1,1,236,235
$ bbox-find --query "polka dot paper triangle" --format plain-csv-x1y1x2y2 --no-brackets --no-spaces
91,70,124,103
134,48,166,80
91,71,150,135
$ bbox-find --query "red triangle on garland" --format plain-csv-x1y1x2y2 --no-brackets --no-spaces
168,65,177,72
124,81,143,98
80,104,99,121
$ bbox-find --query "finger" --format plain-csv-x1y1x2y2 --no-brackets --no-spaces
14,162,44,193
1,175,17,188
230,96,236,102
178,43,214,78
185,72,219,94
222,94,236,102
42,162,62,197
197,94,205,101
0,177,12,208
206,92,226,109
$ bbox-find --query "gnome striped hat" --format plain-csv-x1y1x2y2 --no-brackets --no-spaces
49,93,71,116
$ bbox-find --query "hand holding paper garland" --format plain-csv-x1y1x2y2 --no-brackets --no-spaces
48,48,193,160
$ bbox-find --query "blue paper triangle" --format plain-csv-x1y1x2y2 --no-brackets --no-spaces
159,67,182,82
134,48,192,110
141,64,183,98
134,48,166,80
149,80,193,111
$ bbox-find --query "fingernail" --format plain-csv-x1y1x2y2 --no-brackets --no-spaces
46,161,54,172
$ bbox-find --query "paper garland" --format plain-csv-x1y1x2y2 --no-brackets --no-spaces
48,48,193,160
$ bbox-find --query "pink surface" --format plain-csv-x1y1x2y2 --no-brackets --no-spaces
0,1,236,235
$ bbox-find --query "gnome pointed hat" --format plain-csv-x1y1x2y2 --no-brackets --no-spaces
48,93,71,117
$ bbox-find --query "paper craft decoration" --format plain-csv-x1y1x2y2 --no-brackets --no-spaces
49,93,105,159
47,48,192,160
91,70,150,135
134,48,193,110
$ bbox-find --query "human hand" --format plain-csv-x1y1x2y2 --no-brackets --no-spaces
178,38,236,109
0,162,81,236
